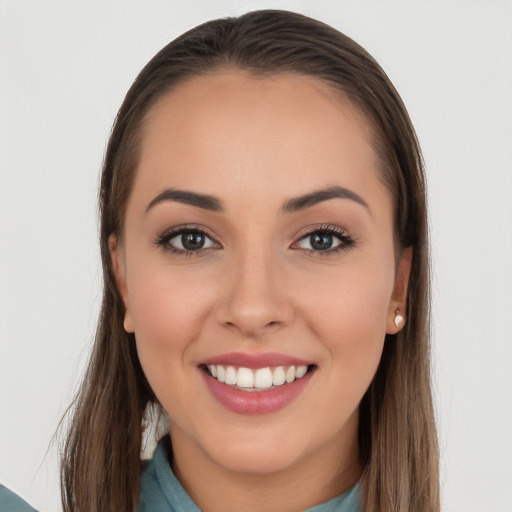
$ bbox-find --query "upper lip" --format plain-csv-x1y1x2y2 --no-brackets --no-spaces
201,352,313,369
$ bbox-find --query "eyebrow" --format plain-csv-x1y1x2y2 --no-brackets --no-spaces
281,185,370,214
145,185,369,214
146,189,223,213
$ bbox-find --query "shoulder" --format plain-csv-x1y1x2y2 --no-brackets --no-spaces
0,485,38,512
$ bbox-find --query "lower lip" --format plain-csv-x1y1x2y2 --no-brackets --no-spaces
201,368,314,415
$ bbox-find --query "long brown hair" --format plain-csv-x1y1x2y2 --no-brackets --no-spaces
61,10,439,511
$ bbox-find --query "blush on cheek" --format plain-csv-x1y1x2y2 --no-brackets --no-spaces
301,266,389,399
129,270,219,401
306,274,390,337
130,265,209,332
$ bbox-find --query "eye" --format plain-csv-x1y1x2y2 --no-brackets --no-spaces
294,226,355,253
156,227,219,254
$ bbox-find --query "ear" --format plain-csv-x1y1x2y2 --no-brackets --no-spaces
386,246,413,334
109,234,135,333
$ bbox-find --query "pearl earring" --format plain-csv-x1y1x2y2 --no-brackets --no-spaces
394,310,404,329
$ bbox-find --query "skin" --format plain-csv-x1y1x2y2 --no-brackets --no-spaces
111,71,411,512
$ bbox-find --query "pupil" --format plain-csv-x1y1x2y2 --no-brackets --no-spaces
182,232,205,250
311,233,332,251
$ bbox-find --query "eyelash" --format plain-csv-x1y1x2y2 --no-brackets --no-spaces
155,224,356,257
155,225,218,257
293,225,356,256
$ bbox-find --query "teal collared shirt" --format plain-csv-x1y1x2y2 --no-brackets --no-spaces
139,436,361,512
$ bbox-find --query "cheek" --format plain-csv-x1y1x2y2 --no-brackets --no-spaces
297,256,394,377
126,263,216,383
300,254,393,323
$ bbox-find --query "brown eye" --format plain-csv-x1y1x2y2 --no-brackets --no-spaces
159,228,218,253
178,231,207,250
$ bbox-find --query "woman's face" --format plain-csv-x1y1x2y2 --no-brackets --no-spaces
114,72,410,479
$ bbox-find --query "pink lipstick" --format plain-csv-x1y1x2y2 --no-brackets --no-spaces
200,352,316,415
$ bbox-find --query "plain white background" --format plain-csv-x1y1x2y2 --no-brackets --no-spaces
1,1,511,511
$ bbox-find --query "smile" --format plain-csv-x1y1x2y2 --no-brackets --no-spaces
205,364,310,391
200,354,316,415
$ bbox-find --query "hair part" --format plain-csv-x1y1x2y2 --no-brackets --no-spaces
61,10,439,512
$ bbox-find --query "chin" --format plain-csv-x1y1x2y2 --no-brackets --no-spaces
197,419,328,476
207,440,303,475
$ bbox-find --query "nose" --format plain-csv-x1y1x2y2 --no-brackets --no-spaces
215,247,294,338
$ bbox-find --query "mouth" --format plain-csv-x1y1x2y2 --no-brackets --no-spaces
202,363,316,392
199,354,317,414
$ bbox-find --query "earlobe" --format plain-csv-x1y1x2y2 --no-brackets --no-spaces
109,234,135,333
387,246,413,334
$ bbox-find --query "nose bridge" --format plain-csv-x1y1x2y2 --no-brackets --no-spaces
217,240,292,336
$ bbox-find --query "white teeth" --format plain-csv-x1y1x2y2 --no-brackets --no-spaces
296,365,307,378
254,368,273,388
225,366,237,385
237,367,254,388
207,364,311,390
285,366,296,383
272,366,286,386
216,365,226,383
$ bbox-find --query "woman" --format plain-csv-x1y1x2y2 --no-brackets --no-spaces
1,9,439,512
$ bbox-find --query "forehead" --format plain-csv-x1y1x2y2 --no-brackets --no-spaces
141,71,372,154
132,71,387,213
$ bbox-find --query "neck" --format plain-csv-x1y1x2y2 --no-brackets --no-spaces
169,416,362,512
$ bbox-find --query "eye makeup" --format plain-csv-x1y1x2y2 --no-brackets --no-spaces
293,224,357,256
155,224,220,257
155,222,357,258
